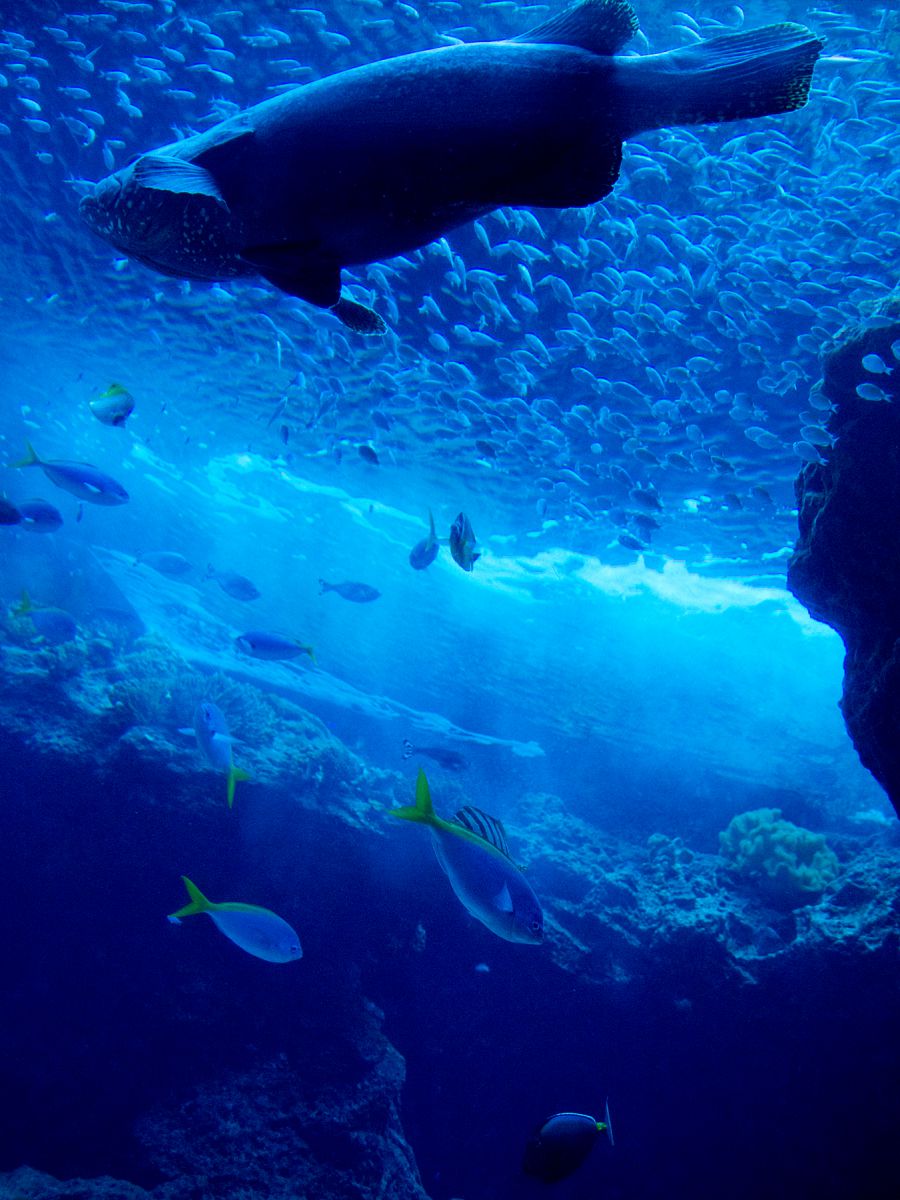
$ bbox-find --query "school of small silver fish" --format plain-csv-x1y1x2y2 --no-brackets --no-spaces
0,0,897,577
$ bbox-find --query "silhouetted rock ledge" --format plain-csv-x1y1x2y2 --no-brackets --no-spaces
787,307,900,820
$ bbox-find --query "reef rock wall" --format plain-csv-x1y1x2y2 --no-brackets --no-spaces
1,650,898,1199
788,310,900,819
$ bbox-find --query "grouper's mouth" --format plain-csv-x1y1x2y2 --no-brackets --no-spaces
78,179,122,239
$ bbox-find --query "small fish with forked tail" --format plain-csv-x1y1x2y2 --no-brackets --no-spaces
184,701,251,808
319,579,380,603
168,876,302,963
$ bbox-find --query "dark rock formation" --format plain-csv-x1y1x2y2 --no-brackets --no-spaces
1,647,899,1200
788,309,900,819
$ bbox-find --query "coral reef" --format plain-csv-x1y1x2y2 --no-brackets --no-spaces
0,662,898,1200
718,807,841,907
788,307,900,819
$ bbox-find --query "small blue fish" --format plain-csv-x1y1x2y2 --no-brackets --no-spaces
13,590,77,644
168,877,302,963
17,498,63,532
137,550,192,576
89,382,134,427
391,771,542,944
190,702,250,808
449,512,480,572
235,630,315,662
205,565,261,601
408,509,439,570
11,442,128,505
319,579,380,603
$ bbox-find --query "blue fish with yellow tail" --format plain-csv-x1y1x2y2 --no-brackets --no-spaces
10,442,129,505
391,770,543,944
168,877,302,964
190,701,251,808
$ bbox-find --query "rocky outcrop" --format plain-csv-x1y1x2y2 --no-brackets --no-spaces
787,308,900,819
1,645,899,1200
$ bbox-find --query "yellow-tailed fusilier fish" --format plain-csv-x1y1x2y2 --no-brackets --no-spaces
168,877,302,963
391,770,543,944
10,442,129,505
188,701,250,808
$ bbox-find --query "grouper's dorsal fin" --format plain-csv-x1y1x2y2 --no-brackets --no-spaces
134,154,227,207
510,0,639,56
454,806,510,857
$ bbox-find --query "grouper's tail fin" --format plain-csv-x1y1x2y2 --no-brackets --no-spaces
617,23,823,136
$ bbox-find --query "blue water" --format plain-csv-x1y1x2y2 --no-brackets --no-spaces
1,1,899,1198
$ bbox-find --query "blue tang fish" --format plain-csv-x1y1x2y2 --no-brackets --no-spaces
190,701,251,808
391,770,543,944
79,0,822,332
168,876,302,964
11,443,128,505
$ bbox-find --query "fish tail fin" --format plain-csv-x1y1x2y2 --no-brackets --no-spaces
169,875,213,919
10,441,40,469
599,1097,615,1147
318,579,331,594
13,589,32,616
391,768,436,824
618,23,823,135
402,738,415,760
227,765,251,808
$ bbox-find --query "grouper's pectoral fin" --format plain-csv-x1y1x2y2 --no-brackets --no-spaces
241,244,386,335
133,154,228,208
511,0,639,56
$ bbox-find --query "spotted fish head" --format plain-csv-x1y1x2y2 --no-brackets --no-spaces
79,155,240,282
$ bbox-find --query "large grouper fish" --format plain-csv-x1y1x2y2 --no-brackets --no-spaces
79,0,823,333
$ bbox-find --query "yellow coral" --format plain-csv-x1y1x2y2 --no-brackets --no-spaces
719,807,840,906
